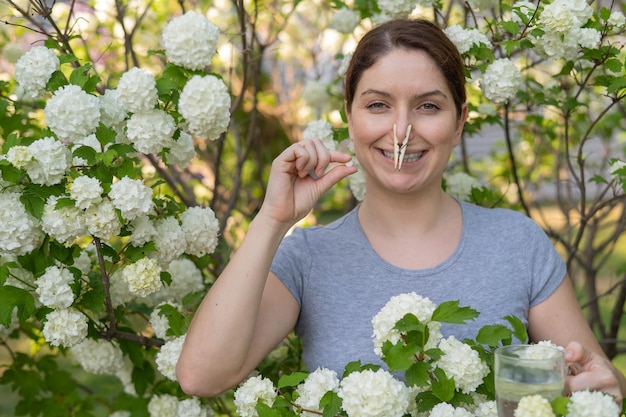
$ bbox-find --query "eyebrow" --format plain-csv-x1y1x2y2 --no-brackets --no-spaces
360,88,449,100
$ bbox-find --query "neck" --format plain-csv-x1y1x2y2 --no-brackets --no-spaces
358,188,457,237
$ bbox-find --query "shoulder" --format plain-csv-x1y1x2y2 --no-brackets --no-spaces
287,207,359,244
461,200,538,230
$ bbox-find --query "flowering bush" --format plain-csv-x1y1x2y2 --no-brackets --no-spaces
234,293,620,417
1,0,626,416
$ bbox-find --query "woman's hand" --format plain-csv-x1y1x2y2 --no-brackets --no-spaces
259,138,358,227
565,341,626,404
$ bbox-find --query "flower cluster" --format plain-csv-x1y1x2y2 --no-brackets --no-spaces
234,293,620,417
14,46,60,99
162,11,220,71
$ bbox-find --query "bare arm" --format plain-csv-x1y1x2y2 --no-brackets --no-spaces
528,275,626,402
176,139,357,397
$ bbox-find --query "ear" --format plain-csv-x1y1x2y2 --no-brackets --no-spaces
453,103,468,147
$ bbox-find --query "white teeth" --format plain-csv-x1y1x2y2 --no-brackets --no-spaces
383,150,424,162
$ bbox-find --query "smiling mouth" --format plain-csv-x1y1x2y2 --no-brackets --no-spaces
383,150,425,163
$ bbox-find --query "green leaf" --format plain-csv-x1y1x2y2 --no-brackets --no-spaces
256,403,281,417
73,145,98,165
0,286,36,327
382,340,420,371
395,313,426,332
432,300,479,324
415,391,442,412
503,315,527,343
320,391,342,417
405,361,431,387
46,70,68,92
607,77,626,94
605,58,622,73
277,372,308,390
552,396,570,415
476,324,513,347
500,20,520,36
431,367,455,402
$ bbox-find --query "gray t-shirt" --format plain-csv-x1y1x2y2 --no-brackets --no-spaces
270,200,565,374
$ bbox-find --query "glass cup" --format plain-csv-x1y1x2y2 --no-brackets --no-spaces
494,344,566,417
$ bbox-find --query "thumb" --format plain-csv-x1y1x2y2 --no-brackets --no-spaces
565,341,593,370
313,164,358,195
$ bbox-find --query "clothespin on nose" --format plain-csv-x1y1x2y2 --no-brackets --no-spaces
393,124,412,171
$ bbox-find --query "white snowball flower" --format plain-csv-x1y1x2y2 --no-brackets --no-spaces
69,176,103,210
44,85,100,142
162,11,220,71
538,0,592,35
469,395,498,417
99,89,128,129
14,46,60,99
125,109,176,155
152,257,205,305
42,308,88,347
608,11,626,28
303,119,336,150
338,369,409,417
109,176,154,221
73,249,93,275
371,292,442,357
434,336,489,394
110,412,131,417
128,215,157,247
181,206,220,257
348,156,366,201
121,257,162,297
444,25,491,54
0,191,43,255
234,375,277,417
109,269,135,307
377,0,421,16
329,8,360,34
514,395,555,417
148,394,179,417
179,75,231,141
338,53,352,78
295,368,340,417
302,80,330,113
41,195,86,243
480,58,523,104
566,390,620,417
155,334,185,381
166,131,196,167
429,402,473,417
70,338,125,375
6,145,33,168
25,136,72,186
35,265,75,309
153,217,186,268
84,200,122,239
445,172,480,201
177,397,212,417
117,67,158,113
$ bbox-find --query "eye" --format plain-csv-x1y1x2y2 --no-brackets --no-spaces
420,102,440,111
366,101,388,111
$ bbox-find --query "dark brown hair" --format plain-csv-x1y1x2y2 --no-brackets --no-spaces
344,18,466,118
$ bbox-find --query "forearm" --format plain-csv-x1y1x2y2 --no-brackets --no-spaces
176,215,292,396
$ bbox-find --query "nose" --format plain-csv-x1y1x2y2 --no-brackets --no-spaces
393,122,412,146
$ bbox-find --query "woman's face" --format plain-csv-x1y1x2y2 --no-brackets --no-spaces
346,48,467,195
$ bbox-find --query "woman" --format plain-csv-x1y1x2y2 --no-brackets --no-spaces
176,18,626,401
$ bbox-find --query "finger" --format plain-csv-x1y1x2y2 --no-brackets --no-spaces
292,141,318,178
565,341,593,367
307,139,332,178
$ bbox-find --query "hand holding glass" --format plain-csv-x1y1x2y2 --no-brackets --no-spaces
494,344,566,417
